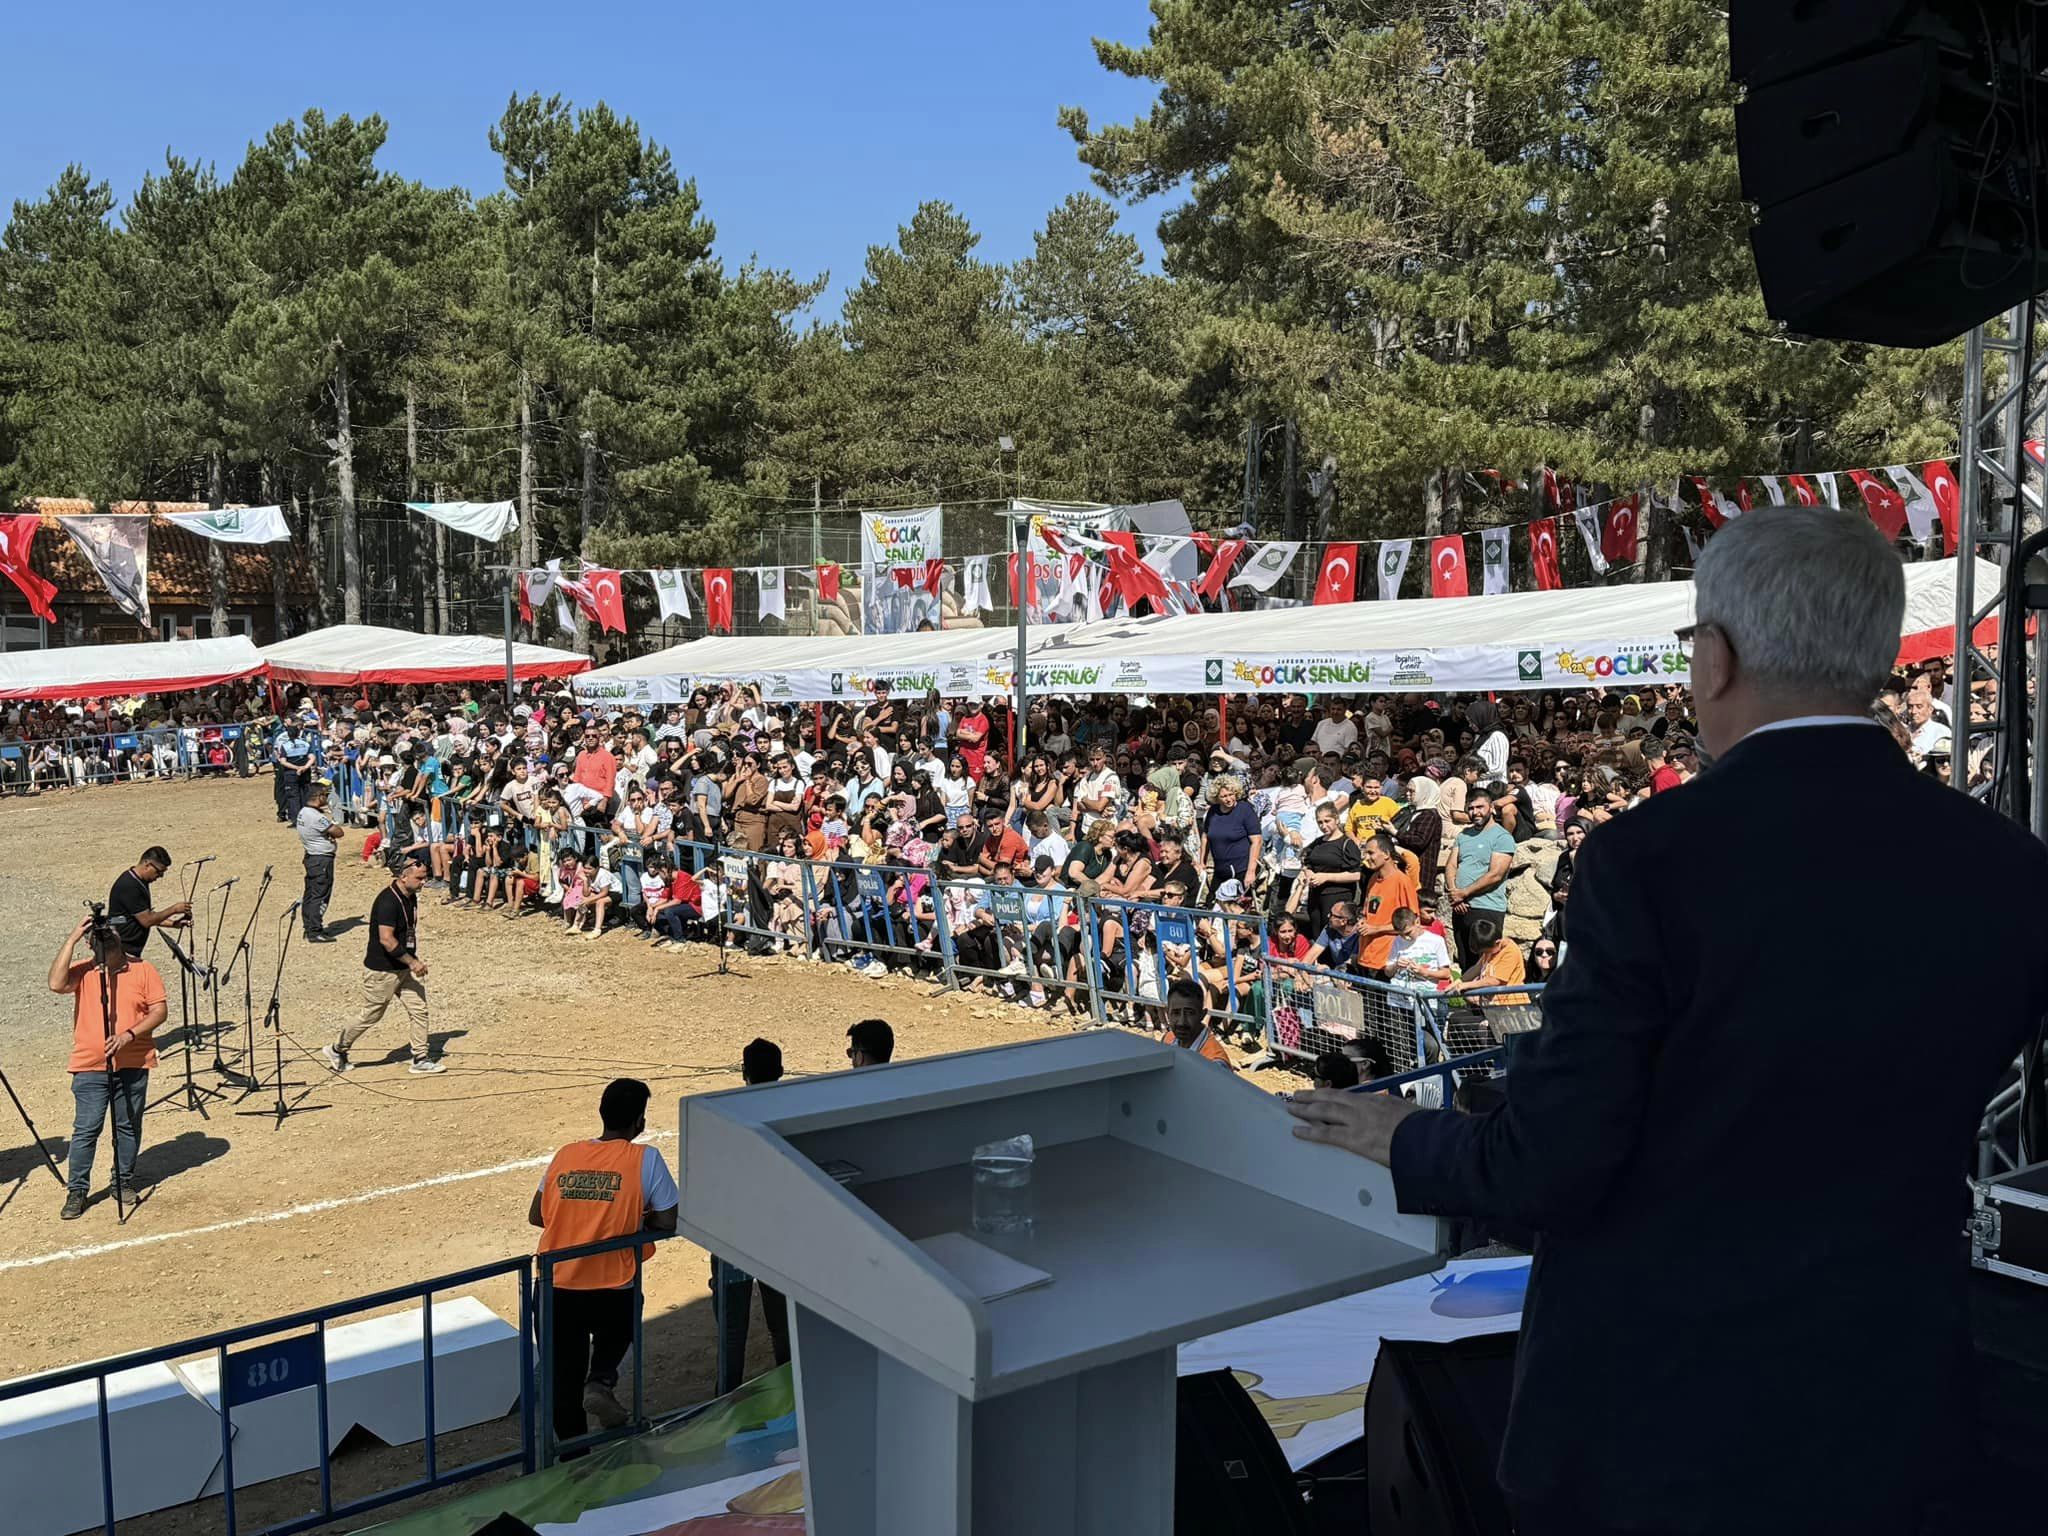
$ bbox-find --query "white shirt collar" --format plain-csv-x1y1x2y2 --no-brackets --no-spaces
1741,715,1884,744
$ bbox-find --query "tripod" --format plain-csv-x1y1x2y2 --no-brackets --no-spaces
0,1063,66,1186
82,917,135,1224
226,868,273,1104
237,906,323,1128
148,933,224,1117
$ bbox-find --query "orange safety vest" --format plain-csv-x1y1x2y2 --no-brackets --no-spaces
539,1138,653,1290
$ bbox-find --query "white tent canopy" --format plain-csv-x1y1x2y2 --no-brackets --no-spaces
1014,556,1993,696
0,636,267,702
573,626,1023,706
263,625,591,688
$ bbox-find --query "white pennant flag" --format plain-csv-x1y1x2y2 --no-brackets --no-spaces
1817,472,1841,509
1681,526,1706,565
1227,540,1303,592
651,568,692,620
1571,504,1610,574
962,555,993,613
1885,465,1940,543
522,564,556,611
754,567,786,623
163,505,291,544
1375,540,1413,600
1478,528,1511,596
405,500,518,542
547,558,575,631
1760,475,1785,505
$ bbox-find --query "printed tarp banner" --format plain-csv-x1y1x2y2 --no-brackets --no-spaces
363,1259,1529,1536
859,507,944,634
161,504,291,544
1016,636,1692,696
56,515,150,625
406,499,518,542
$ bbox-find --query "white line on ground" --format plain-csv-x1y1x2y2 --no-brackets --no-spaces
0,1131,678,1274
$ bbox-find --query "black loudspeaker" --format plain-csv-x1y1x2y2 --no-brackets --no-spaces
1731,3,2048,347
1363,1331,1519,1536
1175,1368,1312,1536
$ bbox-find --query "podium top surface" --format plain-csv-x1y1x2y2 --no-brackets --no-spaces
677,1031,1444,1398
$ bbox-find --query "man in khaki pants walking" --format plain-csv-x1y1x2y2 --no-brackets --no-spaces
322,854,446,1076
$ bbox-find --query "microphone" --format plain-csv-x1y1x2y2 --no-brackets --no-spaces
213,877,238,892
283,899,303,915
189,856,217,872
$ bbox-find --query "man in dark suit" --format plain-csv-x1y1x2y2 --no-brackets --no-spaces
1289,508,2048,1535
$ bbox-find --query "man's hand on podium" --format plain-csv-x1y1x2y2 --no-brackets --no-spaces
1285,1088,1421,1167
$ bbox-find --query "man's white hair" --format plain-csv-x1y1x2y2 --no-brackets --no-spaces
1693,507,1904,703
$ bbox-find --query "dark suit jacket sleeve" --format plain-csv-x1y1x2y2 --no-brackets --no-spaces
1390,826,1669,1234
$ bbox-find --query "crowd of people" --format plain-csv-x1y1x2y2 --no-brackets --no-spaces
231,653,1974,1068
0,683,270,790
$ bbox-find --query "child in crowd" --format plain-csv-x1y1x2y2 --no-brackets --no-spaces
558,855,588,934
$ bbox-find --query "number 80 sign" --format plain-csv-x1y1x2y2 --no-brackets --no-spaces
224,1332,323,1408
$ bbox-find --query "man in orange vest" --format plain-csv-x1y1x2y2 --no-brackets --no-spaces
49,912,168,1220
529,1079,679,1444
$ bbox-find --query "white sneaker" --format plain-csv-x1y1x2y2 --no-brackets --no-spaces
320,1045,351,1074
861,960,890,979
408,1056,447,1075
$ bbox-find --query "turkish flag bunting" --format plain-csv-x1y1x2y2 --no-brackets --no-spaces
1540,468,1560,510
1528,518,1565,591
1102,530,1175,614
922,558,945,597
0,514,58,622
1602,496,1641,565
1847,469,1907,540
1786,474,1820,507
1690,477,1739,528
815,562,841,603
1429,535,1469,598
1923,460,1961,554
703,568,735,633
1736,480,1753,513
585,568,626,634
514,569,535,626
2028,440,2044,466
556,572,602,625
1313,542,1359,605
1197,538,1246,600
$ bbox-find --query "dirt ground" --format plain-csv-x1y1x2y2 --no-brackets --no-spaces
0,774,1103,1532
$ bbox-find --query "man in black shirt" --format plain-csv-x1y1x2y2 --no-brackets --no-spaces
322,855,443,1075
108,846,191,959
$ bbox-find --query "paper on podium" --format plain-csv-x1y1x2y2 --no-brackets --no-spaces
915,1233,1053,1302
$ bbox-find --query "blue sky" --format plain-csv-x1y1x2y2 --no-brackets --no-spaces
2,0,1167,317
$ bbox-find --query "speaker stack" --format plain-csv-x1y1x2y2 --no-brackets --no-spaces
1734,3,2048,346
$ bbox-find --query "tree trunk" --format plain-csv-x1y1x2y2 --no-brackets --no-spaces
518,366,537,572
206,451,230,640
1422,471,1446,538
264,462,289,641
293,472,328,629
434,480,450,634
1442,467,1464,534
333,353,361,624
404,383,428,633
1637,388,1677,583
576,427,598,649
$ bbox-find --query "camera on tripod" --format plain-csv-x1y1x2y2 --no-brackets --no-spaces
82,900,120,948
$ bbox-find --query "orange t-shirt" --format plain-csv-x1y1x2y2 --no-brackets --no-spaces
1169,1027,1237,1071
1472,939,1530,1005
68,961,167,1073
1359,865,1420,971
540,1138,655,1290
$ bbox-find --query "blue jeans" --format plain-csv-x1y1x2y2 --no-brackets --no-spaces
69,1068,148,1197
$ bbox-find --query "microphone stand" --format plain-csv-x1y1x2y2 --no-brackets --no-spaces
182,855,215,911
148,931,223,1116
201,879,254,1088
237,906,323,1127
225,868,273,1102
92,928,131,1224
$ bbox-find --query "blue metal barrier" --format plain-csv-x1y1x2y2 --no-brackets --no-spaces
0,721,257,794
0,1227,691,1536
1085,896,1267,1039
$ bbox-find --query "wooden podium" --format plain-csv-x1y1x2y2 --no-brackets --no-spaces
676,1032,1444,1536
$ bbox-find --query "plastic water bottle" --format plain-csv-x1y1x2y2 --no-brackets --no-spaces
971,1134,1035,1236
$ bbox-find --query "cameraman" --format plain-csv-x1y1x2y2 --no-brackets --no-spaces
49,913,168,1220
108,846,191,959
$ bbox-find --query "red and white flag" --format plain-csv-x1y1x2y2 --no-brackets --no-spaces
703,568,735,633
1785,475,1820,507
1689,477,1742,528
921,558,945,598
1884,465,1940,545
1313,542,1359,604
1197,538,1246,600
1602,494,1641,565
1540,467,1561,510
584,568,626,633
814,562,841,604
1429,535,1468,598
1528,518,1564,592
0,513,57,623
1735,480,1754,513
1922,460,1961,554
555,567,602,629
1847,469,1907,540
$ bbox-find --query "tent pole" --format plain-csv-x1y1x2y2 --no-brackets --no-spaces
1011,501,1029,766
1219,693,1228,748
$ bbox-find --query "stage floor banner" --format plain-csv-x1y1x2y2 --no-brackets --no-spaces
363,1259,1528,1536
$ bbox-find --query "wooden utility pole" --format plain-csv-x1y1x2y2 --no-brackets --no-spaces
332,352,361,624
206,450,229,639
